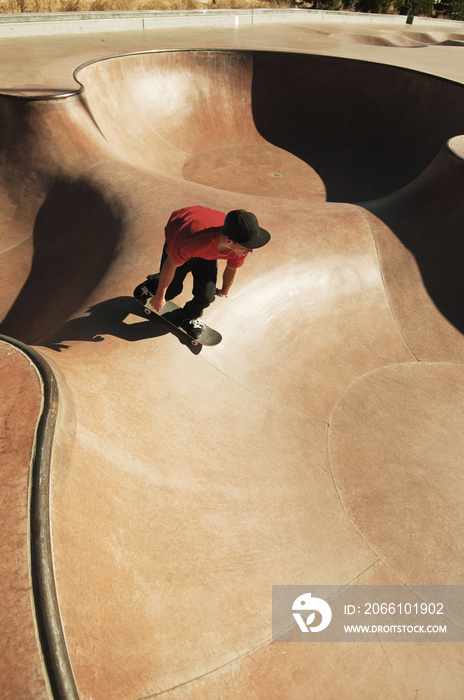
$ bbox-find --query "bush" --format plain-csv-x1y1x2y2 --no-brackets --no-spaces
353,0,392,12
314,0,343,9
411,0,435,14
445,0,464,18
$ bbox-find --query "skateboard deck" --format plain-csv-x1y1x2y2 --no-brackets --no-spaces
134,279,222,347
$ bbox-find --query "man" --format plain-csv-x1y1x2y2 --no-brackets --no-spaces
142,205,271,339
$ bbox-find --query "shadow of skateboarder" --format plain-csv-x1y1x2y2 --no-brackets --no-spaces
43,297,201,354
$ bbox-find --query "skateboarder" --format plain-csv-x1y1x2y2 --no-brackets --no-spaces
146,205,271,339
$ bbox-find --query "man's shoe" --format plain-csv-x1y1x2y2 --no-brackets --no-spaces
180,317,205,340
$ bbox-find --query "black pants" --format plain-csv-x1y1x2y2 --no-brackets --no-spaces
160,245,217,320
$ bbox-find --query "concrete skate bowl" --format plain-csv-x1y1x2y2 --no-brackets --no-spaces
331,30,464,47
73,50,464,203
1,49,464,699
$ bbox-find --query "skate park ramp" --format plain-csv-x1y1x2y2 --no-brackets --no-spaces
1,33,464,700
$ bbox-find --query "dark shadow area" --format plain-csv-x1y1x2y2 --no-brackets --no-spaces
0,178,125,346
363,143,464,334
43,296,202,355
252,51,464,335
43,297,166,351
252,52,464,203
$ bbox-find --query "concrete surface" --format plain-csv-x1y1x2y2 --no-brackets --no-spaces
0,340,50,699
0,10,463,700
1,8,463,40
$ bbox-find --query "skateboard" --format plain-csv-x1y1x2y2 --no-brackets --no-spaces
133,275,222,347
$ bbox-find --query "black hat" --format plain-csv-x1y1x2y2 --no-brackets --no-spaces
223,210,271,249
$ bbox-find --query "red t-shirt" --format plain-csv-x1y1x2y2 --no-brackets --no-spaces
164,206,247,269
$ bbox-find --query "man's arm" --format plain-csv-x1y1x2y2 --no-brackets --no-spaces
150,255,180,312
217,265,238,297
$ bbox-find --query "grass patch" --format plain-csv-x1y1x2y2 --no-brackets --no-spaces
0,0,294,11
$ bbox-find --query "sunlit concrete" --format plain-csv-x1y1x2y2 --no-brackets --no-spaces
0,11,463,700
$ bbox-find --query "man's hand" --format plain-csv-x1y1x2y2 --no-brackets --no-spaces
217,266,237,298
150,291,166,312
150,255,179,312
